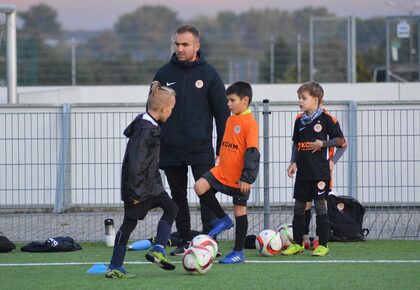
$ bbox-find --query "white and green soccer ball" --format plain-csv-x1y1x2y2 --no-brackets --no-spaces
278,223,294,248
182,245,213,275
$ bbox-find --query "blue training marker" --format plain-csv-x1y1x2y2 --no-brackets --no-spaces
87,263,108,274
127,239,151,251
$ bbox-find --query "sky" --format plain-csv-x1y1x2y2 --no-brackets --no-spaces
7,0,420,30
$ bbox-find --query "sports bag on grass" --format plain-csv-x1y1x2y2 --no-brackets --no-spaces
328,194,369,242
21,236,82,252
166,230,202,247
0,231,16,253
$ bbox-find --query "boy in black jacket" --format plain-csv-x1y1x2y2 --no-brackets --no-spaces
106,81,178,279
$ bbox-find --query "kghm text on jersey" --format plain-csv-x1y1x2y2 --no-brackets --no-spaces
222,140,239,151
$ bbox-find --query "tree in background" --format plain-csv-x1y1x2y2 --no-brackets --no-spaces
84,31,121,60
356,17,386,81
260,36,292,83
114,5,181,60
18,4,61,37
17,4,70,85
357,53,373,82
239,8,294,49
291,7,333,35
12,4,389,85
257,7,336,83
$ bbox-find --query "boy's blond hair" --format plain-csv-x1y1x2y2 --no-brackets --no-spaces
297,81,324,105
148,81,176,111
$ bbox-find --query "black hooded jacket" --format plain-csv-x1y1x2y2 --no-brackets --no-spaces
120,114,165,202
153,51,230,167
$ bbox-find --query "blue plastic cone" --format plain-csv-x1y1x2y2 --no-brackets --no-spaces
127,239,151,251
87,263,108,274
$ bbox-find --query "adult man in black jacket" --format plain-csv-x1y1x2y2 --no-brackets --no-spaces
153,24,230,255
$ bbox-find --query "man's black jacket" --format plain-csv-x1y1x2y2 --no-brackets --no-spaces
153,51,230,167
120,114,165,202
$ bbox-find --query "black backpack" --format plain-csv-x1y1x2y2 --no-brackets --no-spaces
0,231,16,253
328,195,369,242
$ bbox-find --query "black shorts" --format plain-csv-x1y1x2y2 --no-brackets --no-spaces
202,171,249,206
294,180,330,202
124,191,174,220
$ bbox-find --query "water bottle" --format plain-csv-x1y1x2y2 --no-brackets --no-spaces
104,219,115,247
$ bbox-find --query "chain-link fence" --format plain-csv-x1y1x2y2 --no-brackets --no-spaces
310,17,356,83
1,101,419,242
0,28,344,86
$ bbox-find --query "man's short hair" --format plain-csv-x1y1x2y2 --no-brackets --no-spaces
297,81,324,104
176,24,200,40
226,81,253,105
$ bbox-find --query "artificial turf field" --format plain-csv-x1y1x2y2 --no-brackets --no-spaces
0,240,419,290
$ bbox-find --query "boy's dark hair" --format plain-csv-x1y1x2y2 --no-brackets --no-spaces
297,81,324,105
226,81,253,105
176,24,200,40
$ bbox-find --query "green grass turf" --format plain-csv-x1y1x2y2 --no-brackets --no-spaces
1,240,419,290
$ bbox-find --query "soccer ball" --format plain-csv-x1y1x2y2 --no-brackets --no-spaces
190,234,218,258
255,229,283,256
182,246,213,275
278,224,294,249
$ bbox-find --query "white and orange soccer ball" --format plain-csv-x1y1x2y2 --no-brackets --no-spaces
190,234,218,259
255,229,283,256
182,246,214,275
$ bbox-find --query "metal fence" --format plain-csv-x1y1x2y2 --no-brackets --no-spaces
310,17,356,83
1,101,419,242
0,28,361,86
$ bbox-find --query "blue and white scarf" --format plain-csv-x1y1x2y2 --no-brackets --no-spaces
300,107,322,125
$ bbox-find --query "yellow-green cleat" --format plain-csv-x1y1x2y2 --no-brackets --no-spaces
105,269,136,279
312,245,329,257
145,250,176,270
281,244,305,255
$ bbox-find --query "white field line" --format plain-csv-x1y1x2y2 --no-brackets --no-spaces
0,260,420,267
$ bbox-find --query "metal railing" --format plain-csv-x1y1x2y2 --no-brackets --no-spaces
0,101,419,242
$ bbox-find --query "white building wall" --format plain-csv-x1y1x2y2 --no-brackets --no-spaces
1,82,420,104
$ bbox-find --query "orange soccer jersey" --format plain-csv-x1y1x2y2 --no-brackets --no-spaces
211,111,259,188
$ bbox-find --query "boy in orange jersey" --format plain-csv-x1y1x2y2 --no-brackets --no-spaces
194,81,260,264
284,81,346,257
